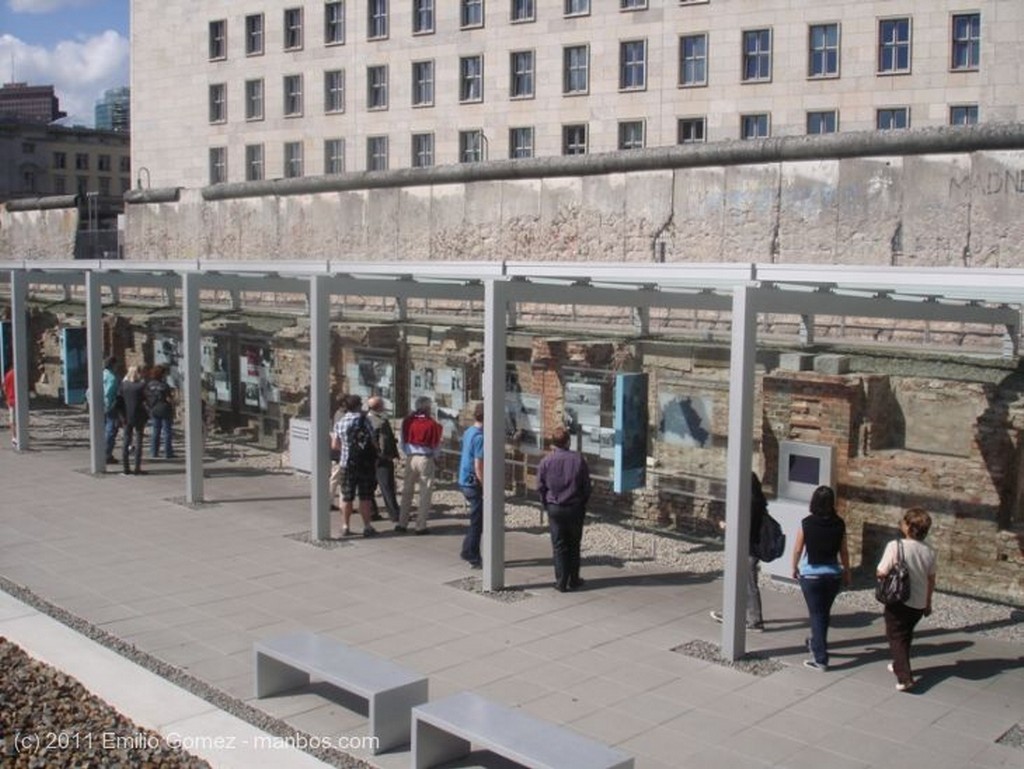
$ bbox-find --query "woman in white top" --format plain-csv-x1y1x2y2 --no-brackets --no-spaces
876,507,937,692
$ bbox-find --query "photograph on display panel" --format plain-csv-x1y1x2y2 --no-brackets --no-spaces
658,391,713,448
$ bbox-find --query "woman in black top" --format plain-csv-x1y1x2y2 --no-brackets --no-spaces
790,485,850,671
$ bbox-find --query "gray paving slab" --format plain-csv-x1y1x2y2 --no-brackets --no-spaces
1,441,1022,769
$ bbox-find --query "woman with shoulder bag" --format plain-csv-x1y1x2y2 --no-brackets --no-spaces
876,507,937,692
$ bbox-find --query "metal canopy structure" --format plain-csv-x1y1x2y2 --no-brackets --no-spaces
2,259,1023,660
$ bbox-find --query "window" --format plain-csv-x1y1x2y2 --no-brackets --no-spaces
367,65,388,109
950,105,978,126
509,127,534,158
325,1,345,45
951,13,980,71
620,0,647,9
324,70,345,113
284,7,303,49
209,147,227,184
877,107,909,130
209,20,227,60
367,135,388,171
459,130,484,162
808,23,839,78
245,144,264,181
563,45,589,94
412,133,434,168
563,124,587,155
564,0,589,17
53,176,66,194
878,18,911,74
510,51,534,98
619,40,647,90
284,141,303,178
461,0,483,28
120,177,130,194
459,55,483,102
413,0,434,33
677,117,706,144
743,29,772,81
511,0,534,23
99,176,111,197
245,14,264,55
412,60,434,106
806,110,837,134
75,153,89,171
369,0,388,39
98,154,111,172
741,113,770,139
209,83,227,123
53,152,66,169
284,75,303,116
618,120,645,150
120,156,130,173
21,142,34,154
679,33,707,86
324,138,345,174
245,79,264,120
76,176,88,195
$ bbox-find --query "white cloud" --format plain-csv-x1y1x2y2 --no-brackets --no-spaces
8,0,98,13
0,30,129,127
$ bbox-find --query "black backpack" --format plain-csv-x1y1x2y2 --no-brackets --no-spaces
754,511,786,562
345,415,378,467
376,418,399,461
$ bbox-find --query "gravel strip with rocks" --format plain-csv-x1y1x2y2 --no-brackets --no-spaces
0,637,211,769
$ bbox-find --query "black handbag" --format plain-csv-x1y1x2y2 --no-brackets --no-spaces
875,539,911,605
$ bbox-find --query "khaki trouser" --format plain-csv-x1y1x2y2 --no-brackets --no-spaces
399,454,435,531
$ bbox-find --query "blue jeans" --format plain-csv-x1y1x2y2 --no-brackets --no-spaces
104,410,120,460
150,416,174,458
799,575,842,666
460,484,483,566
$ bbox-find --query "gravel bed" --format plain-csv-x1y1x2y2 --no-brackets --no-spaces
670,639,784,677
1,636,211,768
445,576,532,603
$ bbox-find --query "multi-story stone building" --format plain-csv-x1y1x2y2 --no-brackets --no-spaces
0,121,131,202
131,0,1022,189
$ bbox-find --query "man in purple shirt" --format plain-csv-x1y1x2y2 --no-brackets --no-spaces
537,426,592,592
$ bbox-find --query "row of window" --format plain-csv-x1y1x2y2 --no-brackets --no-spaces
209,5,981,81
51,151,131,173
210,104,981,183
50,176,132,196
209,18,982,125
209,0,713,59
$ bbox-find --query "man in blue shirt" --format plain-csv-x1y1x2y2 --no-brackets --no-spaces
458,402,485,568
102,356,120,463
537,426,592,592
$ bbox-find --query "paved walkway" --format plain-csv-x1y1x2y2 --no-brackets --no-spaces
1,438,1022,769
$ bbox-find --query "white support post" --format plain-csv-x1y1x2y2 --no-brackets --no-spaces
310,274,332,540
182,272,204,504
799,314,814,346
395,296,408,322
10,270,30,452
722,284,758,661
632,306,650,337
482,279,509,591
85,271,105,474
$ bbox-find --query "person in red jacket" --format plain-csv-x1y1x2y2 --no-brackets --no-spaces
3,367,16,446
397,396,443,533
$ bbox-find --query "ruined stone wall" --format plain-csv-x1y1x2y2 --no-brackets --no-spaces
104,149,1024,272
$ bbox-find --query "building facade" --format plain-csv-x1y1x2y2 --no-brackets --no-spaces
95,87,131,133
0,82,67,124
0,122,131,201
131,0,1024,189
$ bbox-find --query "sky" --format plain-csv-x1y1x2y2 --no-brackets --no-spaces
1,0,129,127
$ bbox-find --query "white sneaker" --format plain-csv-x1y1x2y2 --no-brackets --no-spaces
710,610,723,623
887,662,895,674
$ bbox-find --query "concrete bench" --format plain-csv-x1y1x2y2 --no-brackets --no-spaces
253,631,427,754
411,691,633,769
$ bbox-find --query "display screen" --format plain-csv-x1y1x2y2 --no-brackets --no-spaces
788,454,821,486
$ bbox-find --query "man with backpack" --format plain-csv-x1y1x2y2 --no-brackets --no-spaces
331,394,380,537
365,396,401,523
